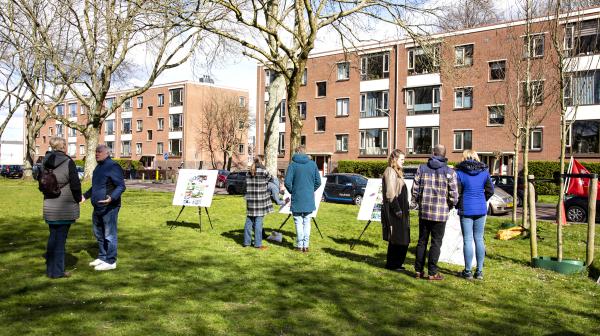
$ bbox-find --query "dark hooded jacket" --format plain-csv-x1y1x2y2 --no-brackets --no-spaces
284,154,321,214
41,150,81,222
455,160,494,216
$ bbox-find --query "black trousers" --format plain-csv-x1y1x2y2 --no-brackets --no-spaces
414,218,446,275
385,243,408,269
46,224,72,278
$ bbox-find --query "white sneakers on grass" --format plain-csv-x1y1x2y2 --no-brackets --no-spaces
89,259,117,271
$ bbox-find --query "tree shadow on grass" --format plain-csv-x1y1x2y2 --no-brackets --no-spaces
328,235,379,249
165,220,201,231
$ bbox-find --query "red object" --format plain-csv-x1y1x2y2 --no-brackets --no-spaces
559,201,567,226
566,158,600,198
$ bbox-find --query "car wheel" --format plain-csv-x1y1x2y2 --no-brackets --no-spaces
516,196,523,207
566,205,587,223
321,194,327,202
217,181,224,188
353,195,363,206
227,186,236,195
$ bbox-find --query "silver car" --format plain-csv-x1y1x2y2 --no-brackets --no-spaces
488,187,514,215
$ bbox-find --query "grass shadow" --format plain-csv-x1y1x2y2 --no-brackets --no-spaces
322,247,386,269
165,220,200,231
328,235,379,249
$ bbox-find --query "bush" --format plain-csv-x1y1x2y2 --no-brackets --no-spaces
74,158,142,170
337,160,427,178
535,182,560,195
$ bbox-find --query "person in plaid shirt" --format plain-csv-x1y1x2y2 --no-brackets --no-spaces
244,157,273,250
411,144,459,280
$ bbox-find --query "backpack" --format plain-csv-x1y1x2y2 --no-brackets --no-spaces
39,159,68,198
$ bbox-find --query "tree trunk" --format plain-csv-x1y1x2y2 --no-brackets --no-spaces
264,73,286,176
286,74,303,162
522,125,530,232
23,130,37,180
512,140,520,224
84,126,100,179
222,151,227,170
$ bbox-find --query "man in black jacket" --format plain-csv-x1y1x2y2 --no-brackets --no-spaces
82,144,126,271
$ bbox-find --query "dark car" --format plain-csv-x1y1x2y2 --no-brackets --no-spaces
323,173,368,205
216,169,230,188
1,165,23,179
225,171,248,195
565,195,600,223
490,175,538,207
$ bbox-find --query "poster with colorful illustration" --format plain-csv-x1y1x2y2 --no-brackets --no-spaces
172,169,218,207
357,178,413,221
279,177,327,218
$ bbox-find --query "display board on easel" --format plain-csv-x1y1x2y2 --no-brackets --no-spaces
171,169,218,230
275,177,327,237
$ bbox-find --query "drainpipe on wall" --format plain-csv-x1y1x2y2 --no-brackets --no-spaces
393,44,398,150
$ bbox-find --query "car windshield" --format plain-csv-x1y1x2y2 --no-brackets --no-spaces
355,176,368,184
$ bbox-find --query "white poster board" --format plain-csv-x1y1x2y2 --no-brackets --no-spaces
279,177,327,218
172,169,218,207
357,178,413,221
439,209,476,267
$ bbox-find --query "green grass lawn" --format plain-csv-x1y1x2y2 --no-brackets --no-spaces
0,179,599,335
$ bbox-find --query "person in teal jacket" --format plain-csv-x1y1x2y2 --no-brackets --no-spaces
284,145,321,252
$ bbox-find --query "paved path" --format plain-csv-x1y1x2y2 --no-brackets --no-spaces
499,203,557,222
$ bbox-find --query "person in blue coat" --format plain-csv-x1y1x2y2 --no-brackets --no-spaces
455,150,494,280
82,144,126,271
284,145,321,252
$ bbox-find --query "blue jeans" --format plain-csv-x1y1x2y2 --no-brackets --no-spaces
46,223,72,278
293,213,311,248
92,207,120,264
460,215,486,273
244,216,264,247
268,182,284,205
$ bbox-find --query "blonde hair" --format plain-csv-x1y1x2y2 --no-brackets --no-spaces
49,137,66,152
462,150,480,162
387,149,405,177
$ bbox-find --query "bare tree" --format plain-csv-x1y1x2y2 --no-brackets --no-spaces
435,0,502,32
6,0,210,178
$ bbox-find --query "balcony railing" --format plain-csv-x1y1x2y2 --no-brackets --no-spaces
359,147,387,156
360,109,388,118
407,104,439,115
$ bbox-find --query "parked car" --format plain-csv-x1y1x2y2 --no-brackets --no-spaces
215,169,230,188
488,187,514,215
323,173,368,205
564,195,600,223
490,175,537,207
76,166,84,180
403,167,418,179
225,171,248,195
0,165,23,179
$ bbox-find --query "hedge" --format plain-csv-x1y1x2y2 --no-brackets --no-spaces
74,159,142,170
337,160,427,178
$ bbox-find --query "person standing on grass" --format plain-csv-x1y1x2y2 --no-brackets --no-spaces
82,144,126,271
41,137,82,279
244,157,273,249
382,149,410,271
411,144,459,280
284,145,321,253
455,150,494,281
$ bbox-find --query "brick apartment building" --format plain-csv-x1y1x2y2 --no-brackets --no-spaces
35,81,250,170
256,7,600,175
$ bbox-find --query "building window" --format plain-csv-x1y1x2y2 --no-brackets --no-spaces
453,130,473,151
360,52,389,80
136,120,143,132
69,103,77,117
336,134,349,152
455,44,474,66
316,81,327,97
564,71,600,106
170,88,183,106
106,141,114,154
360,91,389,118
489,60,506,81
121,141,131,156
238,120,245,130
488,105,505,125
169,139,182,156
337,62,350,80
239,96,246,107
298,102,307,120
35,145,40,155
56,104,64,116
157,142,164,154
336,98,349,117
523,34,545,58
123,98,132,111
301,68,307,86
565,20,600,56
105,97,115,109
147,106,153,116
278,132,285,155
454,87,473,109
279,100,286,123
169,114,183,132
265,69,277,87
406,127,439,155
405,86,440,115
300,135,306,146
147,130,153,141
530,129,543,151
136,143,142,155
79,145,85,155
157,118,164,130
407,46,439,75
359,129,388,156
158,94,164,107
570,120,600,154
104,120,114,135
522,80,544,105
137,97,143,108
80,105,86,115
49,127,53,136
238,144,245,154
68,127,77,137
315,116,326,132
122,118,132,134
68,143,76,156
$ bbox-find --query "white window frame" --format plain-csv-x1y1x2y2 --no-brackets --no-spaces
297,102,307,120
406,129,414,152
136,120,143,132
121,141,131,156
157,142,164,155
158,94,164,107
301,68,307,86
454,44,474,66
487,104,506,126
157,118,164,130
488,60,506,81
69,103,77,117
278,132,285,153
123,98,132,111
454,87,473,109
68,127,77,137
522,80,545,105
382,129,388,149
565,123,572,147
336,134,349,152
564,24,574,51
524,33,545,58
279,99,286,123
337,62,350,80
79,145,85,155
136,142,142,155
136,97,143,108
453,129,472,151
336,98,349,116
405,90,414,109
239,96,246,107
530,128,543,151
407,49,414,70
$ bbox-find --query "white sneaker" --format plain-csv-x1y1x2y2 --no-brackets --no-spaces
89,259,104,267
94,262,117,271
